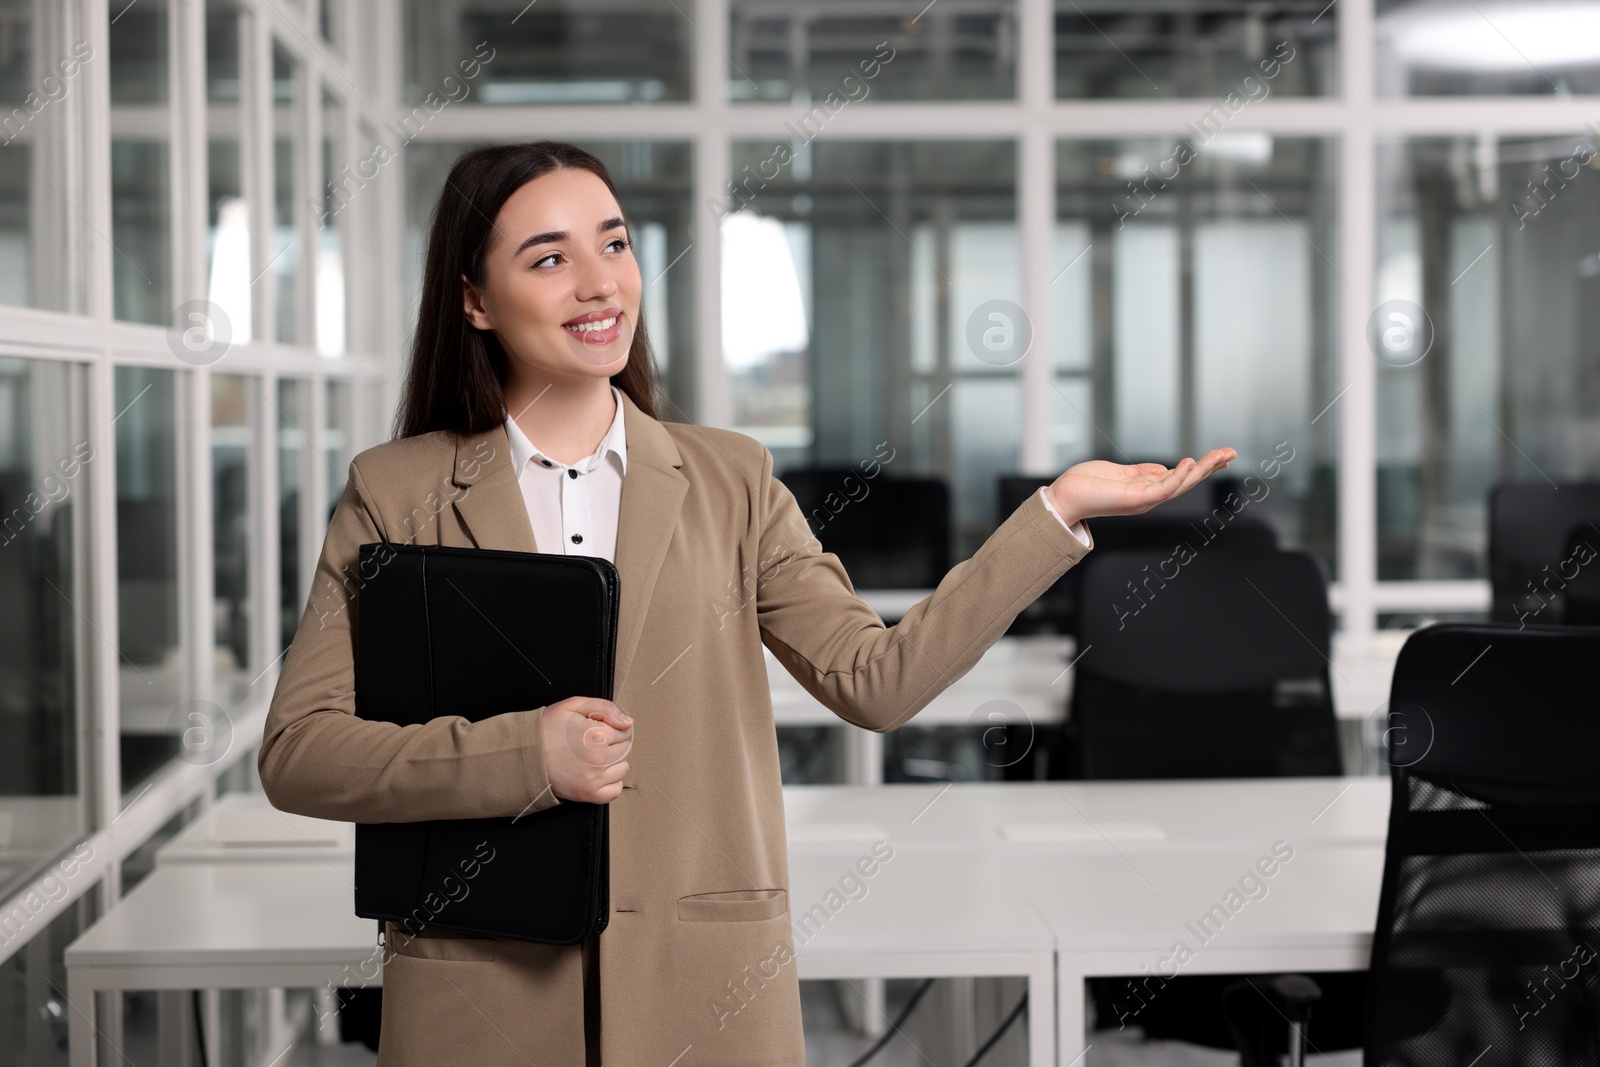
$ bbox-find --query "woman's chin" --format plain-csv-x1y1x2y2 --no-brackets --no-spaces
565,328,632,369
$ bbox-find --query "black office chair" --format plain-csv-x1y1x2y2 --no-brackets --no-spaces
1236,622,1600,1065
998,472,1278,638
1487,482,1600,625
1057,547,1339,779
778,467,951,590
1370,622,1600,1062
1560,522,1600,625
1059,547,1364,1054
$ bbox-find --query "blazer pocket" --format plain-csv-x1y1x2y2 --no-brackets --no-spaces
385,921,497,962
676,888,788,923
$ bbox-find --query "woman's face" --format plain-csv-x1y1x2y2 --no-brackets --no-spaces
462,167,641,382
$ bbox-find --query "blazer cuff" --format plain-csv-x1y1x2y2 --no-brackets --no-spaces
1037,486,1093,549
519,707,561,816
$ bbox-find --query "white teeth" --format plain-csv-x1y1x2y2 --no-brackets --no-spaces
565,315,618,334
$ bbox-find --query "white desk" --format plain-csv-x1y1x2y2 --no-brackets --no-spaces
65,847,1060,1067
791,847,1057,1066
65,861,373,1067
784,778,1389,853
1007,846,1384,1064
148,791,355,1061
156,790,353,866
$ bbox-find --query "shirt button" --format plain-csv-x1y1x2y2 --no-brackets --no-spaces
571,533,583,544
568,469,579,479
541,459,553,467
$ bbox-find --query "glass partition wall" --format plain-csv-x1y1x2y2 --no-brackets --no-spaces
393,0,1600,773
4,0,1600,1058
0,2,384,1062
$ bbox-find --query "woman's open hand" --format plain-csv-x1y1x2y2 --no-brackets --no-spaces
1046,448,1237,527
540,696,633,804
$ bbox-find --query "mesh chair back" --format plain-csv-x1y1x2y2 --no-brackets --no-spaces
779,467,951,590
1367,623,1600,1066
1068,548,1340,778
1488,482,1600,625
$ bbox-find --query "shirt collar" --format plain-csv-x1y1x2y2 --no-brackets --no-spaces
504,384,628,480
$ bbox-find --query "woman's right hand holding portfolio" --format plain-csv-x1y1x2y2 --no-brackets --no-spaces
540,697,633,803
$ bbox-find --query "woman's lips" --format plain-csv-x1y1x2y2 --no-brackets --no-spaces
563,311,623,346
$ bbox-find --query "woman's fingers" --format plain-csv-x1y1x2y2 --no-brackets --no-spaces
568,696,632,731
582,759,629,804
1171,454,1223,497
542,700,635,803
578,722,631,764
1137,448,1232,507
1145,457,1195,498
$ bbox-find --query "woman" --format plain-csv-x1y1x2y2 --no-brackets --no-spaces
259,141,1235,1067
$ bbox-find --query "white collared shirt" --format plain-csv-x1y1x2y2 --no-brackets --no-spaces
503,385,1090,564
504,385,628,563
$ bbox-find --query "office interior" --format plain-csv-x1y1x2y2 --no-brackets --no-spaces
2,0,1600,1063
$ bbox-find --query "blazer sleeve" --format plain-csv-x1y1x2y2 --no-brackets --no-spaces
256,459,561,824
754,449,1095,733
1038,485,1094,546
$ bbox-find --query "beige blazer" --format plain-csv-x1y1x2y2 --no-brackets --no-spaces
259,388,1094,1067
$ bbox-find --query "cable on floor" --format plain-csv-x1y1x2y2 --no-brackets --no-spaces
193,988,209,1067
844,978,936,1067
960,990,1028,1067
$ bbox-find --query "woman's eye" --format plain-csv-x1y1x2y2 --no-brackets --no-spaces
607,237,630,253
531,253,560,269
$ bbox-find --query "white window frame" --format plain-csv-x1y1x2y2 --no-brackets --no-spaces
0,0,394,999
402,0,1591,633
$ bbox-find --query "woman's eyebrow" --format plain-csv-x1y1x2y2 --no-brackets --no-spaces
513,216,628,257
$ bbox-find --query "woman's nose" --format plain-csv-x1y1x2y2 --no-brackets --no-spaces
574,255,618,301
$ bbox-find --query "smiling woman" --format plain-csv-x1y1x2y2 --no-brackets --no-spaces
261,139,1231,1067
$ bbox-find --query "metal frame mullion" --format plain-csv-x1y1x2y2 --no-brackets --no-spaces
303,373,328,612
245,3,276,346
398,98,1600,143
255,369,283,684
339,77,362,359
82,0,120,851
297,32,322,352
1018,0,1053,476
176,0,214,718
372,0,405,436
692,0,731,429
1339,0,1378,642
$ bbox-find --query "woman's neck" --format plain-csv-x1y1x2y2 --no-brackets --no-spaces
503,375,617,467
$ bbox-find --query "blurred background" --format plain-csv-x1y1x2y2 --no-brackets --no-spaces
2,0,1600,1062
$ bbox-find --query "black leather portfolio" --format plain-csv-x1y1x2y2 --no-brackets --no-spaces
352,541,619,946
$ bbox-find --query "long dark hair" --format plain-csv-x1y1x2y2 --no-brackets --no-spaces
394,141,663,440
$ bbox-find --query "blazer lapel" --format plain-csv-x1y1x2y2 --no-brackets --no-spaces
449,389,688,697
610,391,687,695
451,423,539,553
